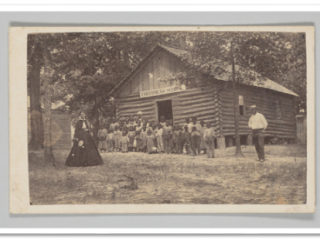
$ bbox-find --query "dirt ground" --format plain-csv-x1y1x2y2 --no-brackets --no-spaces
28,144,307,205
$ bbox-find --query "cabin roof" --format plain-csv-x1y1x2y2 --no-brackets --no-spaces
110,44,298,97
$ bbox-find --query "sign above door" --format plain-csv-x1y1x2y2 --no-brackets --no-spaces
140,85,186,98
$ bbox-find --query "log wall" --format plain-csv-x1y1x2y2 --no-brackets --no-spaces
220,83,296,139
116,82,223,137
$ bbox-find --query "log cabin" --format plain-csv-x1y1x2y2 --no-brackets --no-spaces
110,44,298,149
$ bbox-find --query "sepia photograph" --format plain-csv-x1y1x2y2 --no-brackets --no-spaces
9,26,315,213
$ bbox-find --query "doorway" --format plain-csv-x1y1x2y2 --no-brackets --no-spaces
157,100,173,123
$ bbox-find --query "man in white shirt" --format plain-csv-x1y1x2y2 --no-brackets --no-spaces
248,105,268,162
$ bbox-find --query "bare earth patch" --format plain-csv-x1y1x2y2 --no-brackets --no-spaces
28,145,307,205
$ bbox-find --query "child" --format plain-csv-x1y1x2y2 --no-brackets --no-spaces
191,126,201,155
145,118,150,130
146,129,156,154
159,116,166,127
172,125,182,154
152,124,158,148
135,119,142,132
199,120,206,154
182,118,191,131
125,117,130,128
140,125,148,153
128,115,135,127
97,125,108,152
120,131,129,153
109,118,118,131
127,126,136,152
113,125,121,152
119,118,125,130
204,122,216,158
163,120,173,154
150,120,156,129
190,117,201,154
134,130,141,152
133,116,138,127
122,125,128,136
181,125,191,154
106,129,114,152
156,124,164,153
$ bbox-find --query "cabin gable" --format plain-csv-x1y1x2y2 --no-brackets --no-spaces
119,49,181,97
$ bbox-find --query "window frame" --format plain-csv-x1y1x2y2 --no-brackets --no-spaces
275,99,281,119
238,95,245,116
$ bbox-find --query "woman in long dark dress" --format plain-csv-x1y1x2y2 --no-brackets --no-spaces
66,112,103,167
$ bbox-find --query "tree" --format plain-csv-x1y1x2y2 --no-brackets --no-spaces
31,33,66,164
27,35,44,150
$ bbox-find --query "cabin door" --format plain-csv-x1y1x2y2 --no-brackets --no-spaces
157,100,173,123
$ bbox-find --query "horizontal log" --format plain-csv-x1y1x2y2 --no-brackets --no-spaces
178,88,217,99
118,105,154,113
118,101,154,109
174,101,219,112
222,129,296,137
222,122,295,130
174,118,220,125
222,111,295,121
119,111,155,117
223,133,296,138
174,108,217,118
174,96,216,107
221,88,294,102
221,100,295,112
174,111,218,121
222,102,294,113
222,127,295,135
118,109,155,115
221,118,296,126
222,127,296,134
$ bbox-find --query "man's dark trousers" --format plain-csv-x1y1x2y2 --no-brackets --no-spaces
252,129,265,160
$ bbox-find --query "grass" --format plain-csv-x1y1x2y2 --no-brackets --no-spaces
28,145,307,205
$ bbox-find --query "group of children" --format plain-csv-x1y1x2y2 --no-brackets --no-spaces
97,115,216,158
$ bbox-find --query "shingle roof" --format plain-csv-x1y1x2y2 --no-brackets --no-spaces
110,44,298,97
209,63,299,97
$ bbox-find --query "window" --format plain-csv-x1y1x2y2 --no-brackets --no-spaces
275,100,281,119
239,95,244,116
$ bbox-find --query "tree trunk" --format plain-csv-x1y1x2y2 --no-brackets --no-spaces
43,43,55,166
231,41,243,157
28,61,44,150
